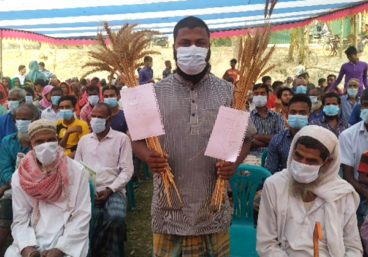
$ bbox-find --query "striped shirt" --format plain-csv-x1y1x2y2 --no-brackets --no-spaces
152,73,249,236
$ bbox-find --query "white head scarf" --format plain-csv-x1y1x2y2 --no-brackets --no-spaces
286,125,359,256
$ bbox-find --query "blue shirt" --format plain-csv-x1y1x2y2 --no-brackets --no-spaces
0,133,29,186
311,110,324,121
310,115,349,137
111,110,128,133
138,66,153,85
341,95,359,123
0,112,16,144
349,103,362,125
265,129,293,174
250,108,285,157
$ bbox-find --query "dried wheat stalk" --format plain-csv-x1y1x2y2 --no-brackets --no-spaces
83,22,182,206
211,0,278,211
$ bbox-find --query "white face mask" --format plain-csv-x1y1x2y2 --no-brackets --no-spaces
33,141,59,166
290,159,321,184
176,45,208,75
252,95,268,107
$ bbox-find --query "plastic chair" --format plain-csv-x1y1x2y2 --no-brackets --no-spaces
261,149,268,168
229,164,272,257
126,179,136,211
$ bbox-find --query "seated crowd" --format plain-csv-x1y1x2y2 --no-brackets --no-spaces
0,41,367,257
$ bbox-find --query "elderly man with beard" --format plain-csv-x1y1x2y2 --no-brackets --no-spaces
132,16,253,256
0,104,39,253
5,119,91,257
257,125,362,257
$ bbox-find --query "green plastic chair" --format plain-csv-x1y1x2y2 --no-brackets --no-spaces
126,179,136,211
229,164,272,257
261,149,268,168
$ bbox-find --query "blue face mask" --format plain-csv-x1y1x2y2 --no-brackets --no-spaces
287,114,309,129
88,95,99,106
104,97,118,108
16,119,31,133
25,95,33,104
309,96,318,104
8,100,19,113
360,108,368,123
59,109,74,120
347,88,358,97
323,105,340,116
90,117,107,134
51,96,61,106
296,85,307,94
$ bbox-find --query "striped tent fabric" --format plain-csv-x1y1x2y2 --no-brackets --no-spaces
0,0,366,38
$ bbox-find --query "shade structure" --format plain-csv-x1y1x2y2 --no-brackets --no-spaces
0,0,367,44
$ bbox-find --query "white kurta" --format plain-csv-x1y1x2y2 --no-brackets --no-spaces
5,158,91,257
256,171,363,257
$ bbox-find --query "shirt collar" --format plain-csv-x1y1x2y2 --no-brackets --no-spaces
173,72,210,89
253,108,271,117
360,121,367,133
91,127,114,140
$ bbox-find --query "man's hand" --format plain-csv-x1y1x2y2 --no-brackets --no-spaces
95,188,113,205
21,246,40,257
146,151,169,173
0,184,10,198
41,248,64,257
68,151,76,159
216,161,236,180
66,125,82,135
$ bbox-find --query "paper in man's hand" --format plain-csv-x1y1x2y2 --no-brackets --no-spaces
205,106,249,162
121,83,165,141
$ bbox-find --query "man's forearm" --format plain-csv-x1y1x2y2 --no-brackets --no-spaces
131,140,151,163
235,140,251,167
254,134,274,144
59,133,70,148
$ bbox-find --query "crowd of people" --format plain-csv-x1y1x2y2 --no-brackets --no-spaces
0,15,368,257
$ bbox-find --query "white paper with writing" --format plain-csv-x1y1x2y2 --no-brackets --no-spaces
121,83,165,141
205,106,249,162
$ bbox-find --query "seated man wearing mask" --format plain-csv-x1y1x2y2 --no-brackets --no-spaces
250,83,285,156
132,16,253,256
102,86,128,133
292,78,309,95
0,104,39,253
0,88,25,143
310,92,349,137
265,94,311,174
273,87,293,127
75,103,133,257
257,125,363,256
80,85,100,129
41,86,63,121
56,95,89,158
308,88,323,121
341,78,360,123
5,119,91,257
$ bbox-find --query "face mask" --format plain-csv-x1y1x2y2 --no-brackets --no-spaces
88,95,99,106
287,115,308,129
59,109,74,120
51,96,61,106
90,117,107,134
323,105,339,116
347,88,358,97
252,95,268,107
309,96,318,104
176,45,208,75
360,108,368,123
104,97,118,108
25,95,33,104
8,100,19,113
311,100,322,111
290,159,321,184
33,141,59,166
16,120,31,133
296,85,307,94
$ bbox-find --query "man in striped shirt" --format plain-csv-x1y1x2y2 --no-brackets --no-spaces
132,16,253,257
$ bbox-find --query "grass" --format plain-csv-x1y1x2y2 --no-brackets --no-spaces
125,178,153,257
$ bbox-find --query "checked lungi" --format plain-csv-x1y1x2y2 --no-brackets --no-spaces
91,192,127,257
153,231,230,257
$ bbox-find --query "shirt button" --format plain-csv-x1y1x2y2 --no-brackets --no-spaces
192,100,195,103
191,87,194,91
191,113,195,117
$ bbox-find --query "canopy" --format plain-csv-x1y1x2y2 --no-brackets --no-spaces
0,0,366,41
